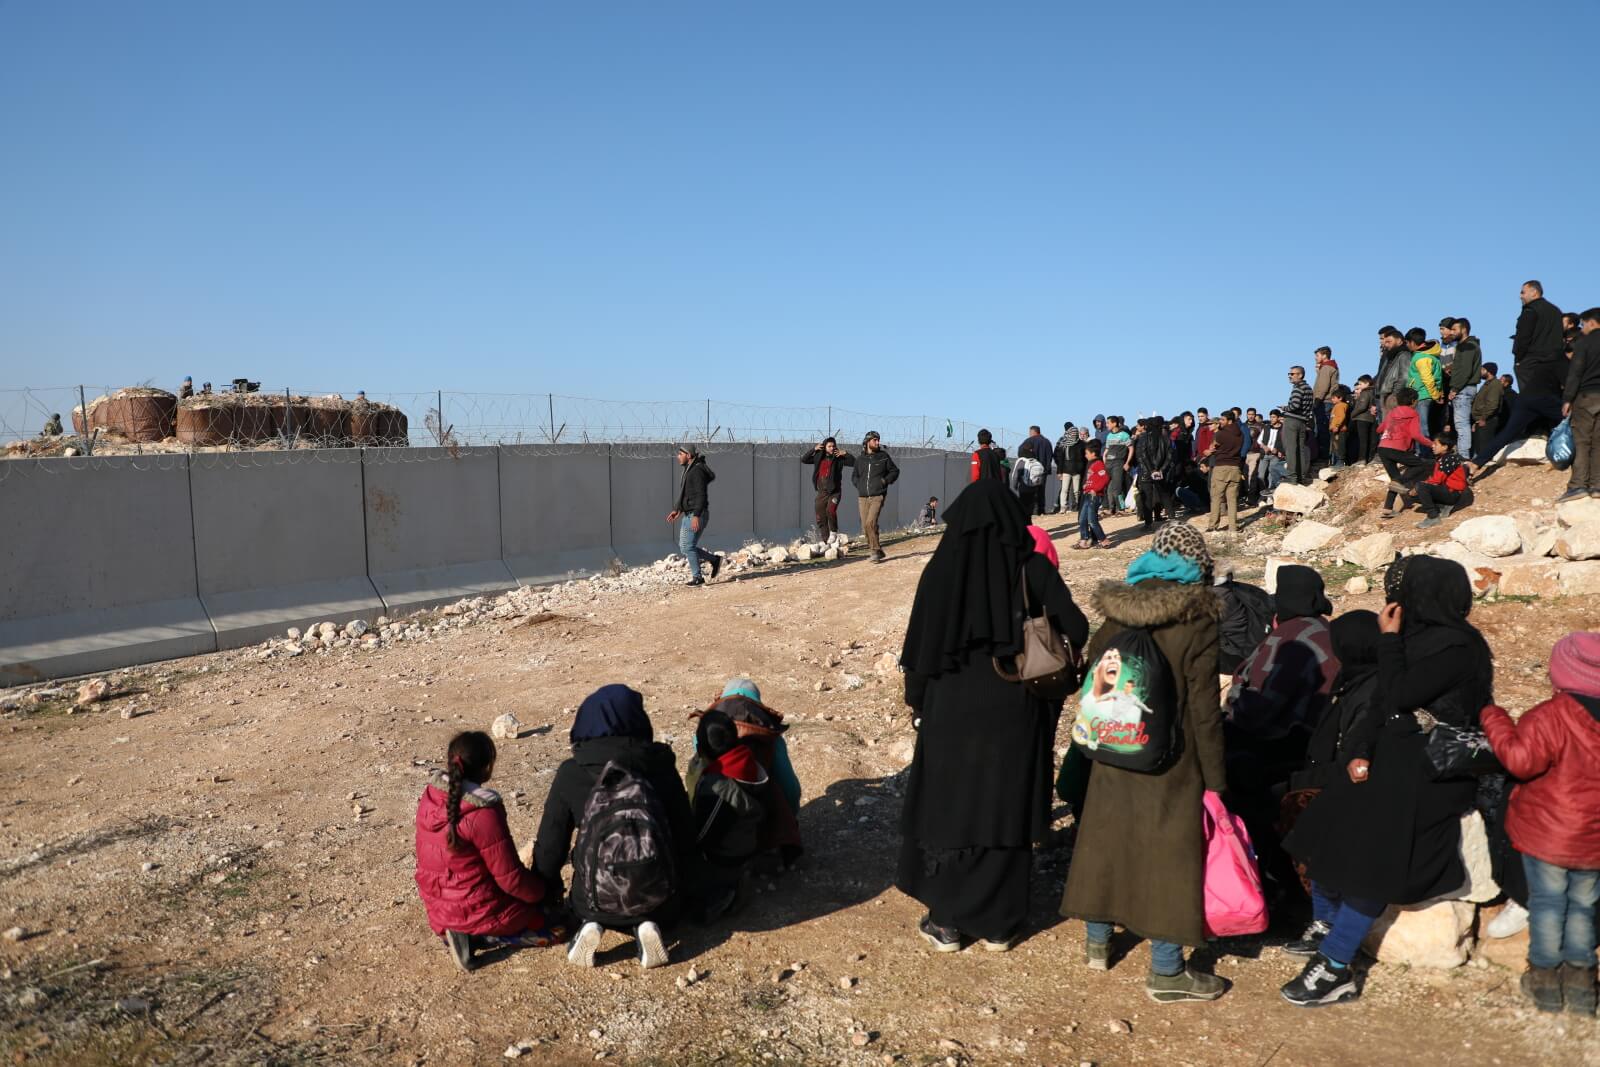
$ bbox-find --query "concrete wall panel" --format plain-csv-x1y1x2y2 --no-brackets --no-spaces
944,452,971,509
891,452,944,529
500,445,614,585
698,444,755,552
753,446,802,545
792,445,863,539
191,449,383,648
362,447,515,614
609,444,678,564
0,455,214,684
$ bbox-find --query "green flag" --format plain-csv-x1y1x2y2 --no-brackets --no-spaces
945,419,953,438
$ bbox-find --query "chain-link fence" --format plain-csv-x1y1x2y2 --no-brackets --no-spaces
1,386,1030,457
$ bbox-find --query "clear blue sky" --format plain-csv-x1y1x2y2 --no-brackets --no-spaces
2,1,1596,441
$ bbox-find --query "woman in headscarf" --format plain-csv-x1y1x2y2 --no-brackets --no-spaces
1059,523,1231,1003
1222,565,1340,910
897,479,1089,953
1281,557,1495,1007
1134,416,1176,530
532,684,701,968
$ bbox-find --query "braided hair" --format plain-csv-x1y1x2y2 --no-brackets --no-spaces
444,731,496,849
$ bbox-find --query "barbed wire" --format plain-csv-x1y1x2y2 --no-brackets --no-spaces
2,386,1029,458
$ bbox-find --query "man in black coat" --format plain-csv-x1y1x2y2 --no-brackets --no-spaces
1016,425,1054,517
669,444,721,586
1471,280,1568,470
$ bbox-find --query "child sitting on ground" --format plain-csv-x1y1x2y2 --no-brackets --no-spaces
1480,632,1600,1017
1376,387,1435,518
689,709,770,888
1410,429,1472,529
414,730,557,972
533,685,700,970
689,679,800,868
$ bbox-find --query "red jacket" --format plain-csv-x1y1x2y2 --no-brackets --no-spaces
1376,405,1433,453
1481,696,1600,869
1082,459,1109,496
1424,454,1468,492
415,780,545,936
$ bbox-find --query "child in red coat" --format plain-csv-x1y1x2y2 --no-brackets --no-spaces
415,731,556,971
1480,632,1600,1015
1376,387,1436,516
1074,440,1110,549
1412,429,1472,528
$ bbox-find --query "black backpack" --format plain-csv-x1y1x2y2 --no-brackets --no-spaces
1217,580,1274,667
691,764,766,865
570,761,678,920
1069,627,1180,772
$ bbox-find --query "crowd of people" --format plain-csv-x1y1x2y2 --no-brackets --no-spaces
412,280,1600,1021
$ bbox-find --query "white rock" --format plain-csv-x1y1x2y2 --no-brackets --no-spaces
1344,576,1370,596
1528,528,1560,558
316,621,338,640
1557,496,1600,527
1269,482,1328,515
1559,561,1600,596
1340,532,1396,571
823,547,840,561
1494,438,1547,465
344,619,369,639
1363,900,1475,968
766,547,791,565
1426,541,1505,594
375,615,390,627
842,674,865,691
286,627,302,641
1457,811,1502,903
490,713,521,740
1282,519,1341,554
874,652,900,676
1450,516,1523,558
1556,522,1600,561
75,678,110,705
2,927,23,942
1498,561,1563,598
1263,557,1294,595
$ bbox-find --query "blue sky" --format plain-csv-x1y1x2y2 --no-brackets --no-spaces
2,2,1596,443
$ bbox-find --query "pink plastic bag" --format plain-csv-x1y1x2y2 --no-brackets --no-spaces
1201,790,1269,938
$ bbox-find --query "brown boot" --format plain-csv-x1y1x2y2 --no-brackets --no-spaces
1521,964,1564,1013
1560,962,1598,1016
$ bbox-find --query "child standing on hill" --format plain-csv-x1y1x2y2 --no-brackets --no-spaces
1074,440,1109,550
1412,430,1472,529
1481,632,1600,1016
1328,387,1350,468
415,731,557,972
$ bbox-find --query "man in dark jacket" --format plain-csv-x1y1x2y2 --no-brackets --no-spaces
1016,425,1053,517
1055,423,1087,512
1444,317,1484,459
1562,309,1600,502
1374,326,1410,416
801,437,854,545
1471,281,1569,470
851,431,900,562
669,444,721,586
1282,365,1317,486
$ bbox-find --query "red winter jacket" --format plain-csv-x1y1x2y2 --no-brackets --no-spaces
1481,696,1600,870
415,780,545,936
1082,459,1110,496
1376,405,1433,453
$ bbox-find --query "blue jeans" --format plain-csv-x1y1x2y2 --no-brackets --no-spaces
1086,921,1184,976
1451,385,1478,458
1414,397,1433,448
1077,494,1105,544
678,512,709,579
1265,456,1286,494
1525,854,1600,969
1311,882,1387,965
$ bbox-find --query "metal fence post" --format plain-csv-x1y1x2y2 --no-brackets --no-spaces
78,385,90,455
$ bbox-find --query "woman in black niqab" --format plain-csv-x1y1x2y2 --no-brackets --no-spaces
896,479,1088,950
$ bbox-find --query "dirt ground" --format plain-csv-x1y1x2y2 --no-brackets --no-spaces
3,465,1598,1067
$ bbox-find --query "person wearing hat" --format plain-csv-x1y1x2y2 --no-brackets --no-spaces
668,444,722,586
851,431,899,563
689,678,803,867
179,376,193,400
1480,632,1600,1015
42,413,63,437
801,436,854,545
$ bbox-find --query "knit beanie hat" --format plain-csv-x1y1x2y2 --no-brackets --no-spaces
721,677,761,702
1550,632,1600,698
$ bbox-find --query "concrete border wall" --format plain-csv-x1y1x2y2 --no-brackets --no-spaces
362,446,516,615
891,451,945,530
191,449,384,649
698,444,755,552
0,455,215,684
753,445,802,545
500,444,615,585
610,444,678,564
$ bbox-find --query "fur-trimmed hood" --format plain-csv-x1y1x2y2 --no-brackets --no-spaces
1092,579,1222,629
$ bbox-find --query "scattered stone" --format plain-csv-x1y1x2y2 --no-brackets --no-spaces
115,997,151,1013
839,976,856,990
850,1032,872,1047
1494,438,1547,465
841,674,865,691
2,927,24,942
316,621,338,641
1557,496,1600,528
75,678,110,705
504,1044,528,1059
17,987,48,1009
285,627,302,641
490,713,522,740
1451,516,1523,558
1344,576,1370,596
1559,561,1600,597
1555,522,1600,561
1340,532,1396,572
823,547,840,562
1498,561,1562,598
1107,1018,1132,1035
1282,519,1340,554
813,680,831,693
1363,899,1475,968
1316,467,1337,482
119,706,147,720
1263,557,1294,595
344,619,369,639
1269,482,1327,515
141,861,159,873
874,652,899,675
588,1028,603,1040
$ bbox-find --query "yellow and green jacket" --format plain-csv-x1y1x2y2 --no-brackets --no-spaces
1407,344,1445,401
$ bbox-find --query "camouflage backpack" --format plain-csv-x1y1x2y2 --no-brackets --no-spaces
571,761,678,920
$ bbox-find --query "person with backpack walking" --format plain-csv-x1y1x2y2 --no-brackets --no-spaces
533,685,700,970
1282,557,1494,1007
1016,425,1054,517
415,731,560,972
851,431,900,562
1060,522,1230,1002
670,444,722,586
1480,632,1600,1016
802,437,854,545
897,480,1088,952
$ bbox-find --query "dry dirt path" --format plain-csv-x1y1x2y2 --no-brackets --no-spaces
1,504,1595,1066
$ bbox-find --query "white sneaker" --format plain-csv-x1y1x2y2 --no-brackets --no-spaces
567,921,603,967
1486,901,1529,939
636,921,669,969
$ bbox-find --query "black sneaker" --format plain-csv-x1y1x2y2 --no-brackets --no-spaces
708,554,723,581
685,578,705,587
443,929,474,972
872,550,886,563
1282,919,1331,957
918,915,962,953
1558,488,1590,504
1280,954,1358,1007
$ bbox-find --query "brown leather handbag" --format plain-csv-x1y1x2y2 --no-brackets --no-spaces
993,570,1083,701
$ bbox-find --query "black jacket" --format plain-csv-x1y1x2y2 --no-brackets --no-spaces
1055,433,1087,475
1447,336,1483,394
850,448,900,497
1513,297,1565,365
676,454,715,516
1018,434,1053,474
532,735,700,910
801,447,853,493
1567,331,1600,403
